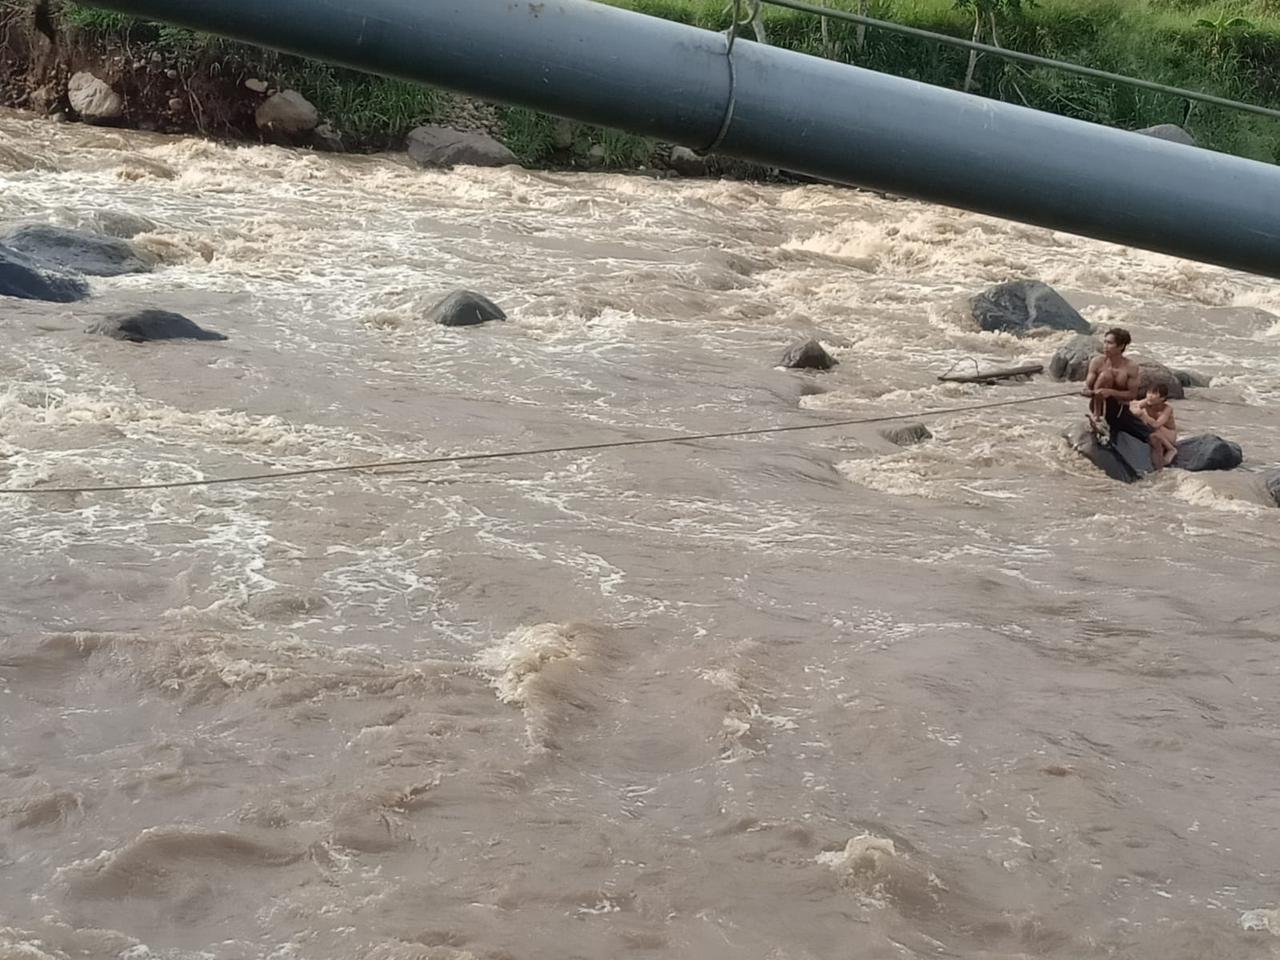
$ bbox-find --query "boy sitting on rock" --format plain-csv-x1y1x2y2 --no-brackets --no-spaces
1130,382,1178,470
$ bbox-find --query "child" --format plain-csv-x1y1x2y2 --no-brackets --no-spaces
1130,383,1177,470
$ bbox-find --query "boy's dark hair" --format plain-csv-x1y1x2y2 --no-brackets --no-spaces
1106,327,1132,350
1148,382,1169,399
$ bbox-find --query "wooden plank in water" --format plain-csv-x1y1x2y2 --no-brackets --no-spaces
938,363,1044,384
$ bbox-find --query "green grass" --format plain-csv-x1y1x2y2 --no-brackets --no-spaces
274,61,443,147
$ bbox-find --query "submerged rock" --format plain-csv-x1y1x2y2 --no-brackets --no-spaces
85,309,227,342
966,280,1091,337
1266,472,1280,507
780,338,837,371
1175,435,1243,472
426,290,506,327
2,224,151,277
879,423,932,447
0,243,89,302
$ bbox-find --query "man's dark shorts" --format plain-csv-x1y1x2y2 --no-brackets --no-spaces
1105,399,1153,442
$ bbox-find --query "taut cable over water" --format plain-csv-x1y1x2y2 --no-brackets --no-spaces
0,390,1079,495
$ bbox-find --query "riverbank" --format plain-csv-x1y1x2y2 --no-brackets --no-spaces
2,0,1279,167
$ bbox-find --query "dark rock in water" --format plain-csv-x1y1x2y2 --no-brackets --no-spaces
1175,435,1242,472
85,309,227,342
0,243,89,302
2,224,151,277
968,280,1091,336
1136,361,1185,400
1172,368,1212,389
1049,338,1203,396
879,423,932,446
1137,124,1197,147
1048,334,1102,381
427,290,506,327
1267,472,1280,507
780,338,837,370
1065,420,1140,483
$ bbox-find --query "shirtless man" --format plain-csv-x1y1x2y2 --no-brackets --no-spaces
1130,382,1178,469
1082,327,1147,447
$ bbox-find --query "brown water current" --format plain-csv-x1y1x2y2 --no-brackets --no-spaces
2,109,1279,960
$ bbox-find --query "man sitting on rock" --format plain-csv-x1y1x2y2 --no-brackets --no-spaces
1083,327,1148,447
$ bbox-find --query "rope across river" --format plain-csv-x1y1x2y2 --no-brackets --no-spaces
0,389,1081,497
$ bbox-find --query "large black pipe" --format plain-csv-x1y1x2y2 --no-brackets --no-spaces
81,0,1280,278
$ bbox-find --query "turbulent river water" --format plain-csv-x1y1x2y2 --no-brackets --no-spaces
1,108,1279,960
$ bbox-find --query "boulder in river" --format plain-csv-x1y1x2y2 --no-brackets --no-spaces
406,125,517,168
1172,368,1212,388
966,280,1091,336
1048,334,1101,381
780,338,837,370
1065,419,1141,483
1069,420,1244,480
0,243,89,302
85,309,228,342
426,290,506,327
879,423,932,447
1135,361,1185,400
1,224,151,277
1175,435,1243,472
1266,472,1280,507
1049,336,1207,395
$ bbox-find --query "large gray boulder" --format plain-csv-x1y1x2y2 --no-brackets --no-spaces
780,338,837,370
85,309,227,342
67,71,123,123
1267,472,1280,507
2,224,151,277
426,290,506,327
406,125,517,168
967,280,1091,336
1048,334,1101,381
1175,435,1243,472
255,90,319,136
1049,336,1204,397
1136,361,1185,400
1137,124,1197,147
0,244,89,302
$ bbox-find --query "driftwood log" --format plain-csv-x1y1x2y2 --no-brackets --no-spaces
938,362,1044,384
